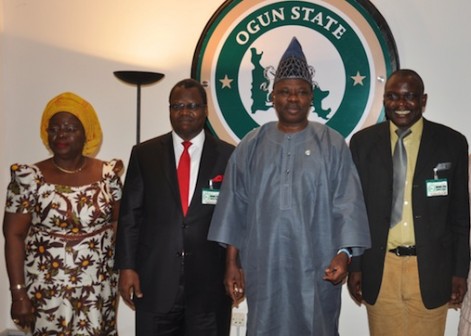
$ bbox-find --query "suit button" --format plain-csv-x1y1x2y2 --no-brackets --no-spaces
176,251,192,257
177,251,185,265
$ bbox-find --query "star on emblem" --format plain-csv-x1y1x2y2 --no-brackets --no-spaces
219,75,234,89
351,71,366,86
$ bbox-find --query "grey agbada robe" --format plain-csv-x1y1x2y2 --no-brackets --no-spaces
208,122,370,336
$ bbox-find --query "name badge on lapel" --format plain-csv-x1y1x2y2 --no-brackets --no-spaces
202,175,224,205
426,162,451,197
202,188,220,204
426,179,448,197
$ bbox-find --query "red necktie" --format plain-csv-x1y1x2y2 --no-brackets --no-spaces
177,141,192,216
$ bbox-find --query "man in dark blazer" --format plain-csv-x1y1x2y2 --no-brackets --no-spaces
115,78,234,335
348,69,470,336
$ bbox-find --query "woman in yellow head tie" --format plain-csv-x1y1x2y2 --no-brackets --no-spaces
3,92,123,335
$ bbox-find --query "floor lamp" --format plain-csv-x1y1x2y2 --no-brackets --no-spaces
114,70,164,144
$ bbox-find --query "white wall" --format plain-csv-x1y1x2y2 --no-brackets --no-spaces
1,0,470,335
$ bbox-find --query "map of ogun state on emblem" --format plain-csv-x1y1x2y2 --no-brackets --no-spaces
192,0,399,144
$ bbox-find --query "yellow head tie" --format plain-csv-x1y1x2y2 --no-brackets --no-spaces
40,92,103,156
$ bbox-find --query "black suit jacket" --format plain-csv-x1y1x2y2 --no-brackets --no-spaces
115,131,234,314
349,119,470,308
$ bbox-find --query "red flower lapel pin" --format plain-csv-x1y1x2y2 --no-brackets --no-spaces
209,175,224,189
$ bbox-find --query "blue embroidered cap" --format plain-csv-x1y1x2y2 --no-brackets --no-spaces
274,37,313,86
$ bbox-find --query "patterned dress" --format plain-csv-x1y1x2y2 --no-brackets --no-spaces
5,160,122,336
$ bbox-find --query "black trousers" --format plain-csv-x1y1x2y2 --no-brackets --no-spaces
135,273,231,336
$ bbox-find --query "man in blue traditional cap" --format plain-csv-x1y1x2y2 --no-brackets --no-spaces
208,37,371,335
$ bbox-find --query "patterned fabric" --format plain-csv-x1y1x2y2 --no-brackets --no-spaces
5,160,122,336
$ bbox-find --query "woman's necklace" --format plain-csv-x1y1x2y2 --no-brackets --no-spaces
52,158,86,174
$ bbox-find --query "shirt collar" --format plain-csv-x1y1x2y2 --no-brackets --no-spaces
389,117,424,142
172,130,205,149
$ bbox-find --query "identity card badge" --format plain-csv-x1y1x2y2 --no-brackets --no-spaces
202,176,223,204
426,179,448,197
202,188,220,204
426,162,450,197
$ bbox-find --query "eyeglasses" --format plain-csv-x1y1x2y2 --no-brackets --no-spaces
384,92,419,102
169,103,206,111
46,125,81,135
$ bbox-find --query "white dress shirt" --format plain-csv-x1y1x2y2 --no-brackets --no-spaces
172,130,205,205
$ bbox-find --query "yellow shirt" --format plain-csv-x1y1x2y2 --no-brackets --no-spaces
387,118,423,250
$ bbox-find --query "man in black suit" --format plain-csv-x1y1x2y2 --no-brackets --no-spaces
348,69,470,335
115,78,234,335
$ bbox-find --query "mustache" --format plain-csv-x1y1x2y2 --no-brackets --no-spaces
177,116,194,122
284,104,302,110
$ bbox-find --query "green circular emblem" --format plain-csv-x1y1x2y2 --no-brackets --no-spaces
192,0,399,144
